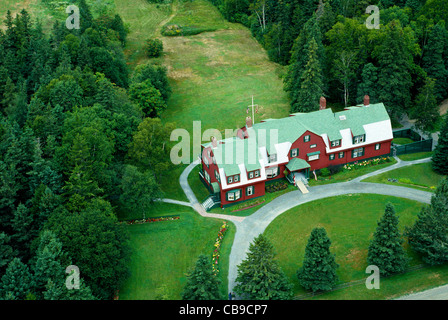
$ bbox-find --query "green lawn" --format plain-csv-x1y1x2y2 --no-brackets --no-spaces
263,194,448,299
393,137,414,145
398,151,433,161
308,157,397,186
363,162,445,192
119,204,235,300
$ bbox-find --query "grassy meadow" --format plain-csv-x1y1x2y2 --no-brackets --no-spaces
118,203,235,300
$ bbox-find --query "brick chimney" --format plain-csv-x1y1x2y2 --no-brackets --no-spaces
364,95,370,106
319,96,326,110
246,116,253,128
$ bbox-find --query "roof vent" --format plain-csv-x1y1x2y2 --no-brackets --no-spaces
339,115,346,120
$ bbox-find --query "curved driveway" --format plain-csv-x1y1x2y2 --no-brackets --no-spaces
175,157,434,295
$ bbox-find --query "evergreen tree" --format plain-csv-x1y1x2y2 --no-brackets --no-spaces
234,234,293,300
0,257,34,300
421,21,448,103
182,254,222,300
291,37,324,113
0,232,16,273
413,77,440,135
357,63,379,105
406,178,448,265
367,203,408,276
297,227,339,292
431,115,448,174
11,203,34,259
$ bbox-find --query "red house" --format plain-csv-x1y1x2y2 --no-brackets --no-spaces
199,96,393,209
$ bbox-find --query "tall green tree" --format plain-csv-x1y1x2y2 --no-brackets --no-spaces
431,115,448,174
182,254,222,300
421,21,448,103
356,63,379,104
297,227,339,292
413,77,440,135
406,178,448,265
367,203,408,276
0,257,34,300
234,234,293,300
291,37,324,113
119,165,163,219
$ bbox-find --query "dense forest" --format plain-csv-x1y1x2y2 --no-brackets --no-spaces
0,0,172,300
210,0,448,132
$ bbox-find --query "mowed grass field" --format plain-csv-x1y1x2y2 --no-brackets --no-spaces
363,162,445,192
263,194,448,299
118,203,235,300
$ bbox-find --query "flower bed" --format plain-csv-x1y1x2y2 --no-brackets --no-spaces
212,221,228,276
265,180,289,193
118,216,180,225
343,157,391,171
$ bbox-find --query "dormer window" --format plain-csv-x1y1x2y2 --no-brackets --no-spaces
268,153,277,163
331,140,340,147
353,134,365,144
227,174,240,184
248,169,260,180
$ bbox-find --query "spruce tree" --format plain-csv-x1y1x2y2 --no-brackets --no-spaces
421,21,448,103
406,178,448,265
234,234,293,300
297,227,338,292
182,254,222,300
431,115,448,174
291,37,324,113
357,63,379,105
0,257,34,300
367,203,408,276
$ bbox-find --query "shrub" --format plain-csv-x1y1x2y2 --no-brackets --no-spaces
320,167,330,177
145,38,163,58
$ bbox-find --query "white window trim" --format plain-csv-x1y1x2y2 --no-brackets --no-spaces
246,186,254,196
308,154,319,161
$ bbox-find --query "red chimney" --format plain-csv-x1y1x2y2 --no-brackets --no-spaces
246,116,253,128
364,95,370,106
319,97,326,110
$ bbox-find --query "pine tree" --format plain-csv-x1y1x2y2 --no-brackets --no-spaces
297,227,339,292
234,234,293,300
11,203,34,259
0,232,16,273
406,178,448,265
431,115,448,174
0,257,34,300
367,203,408,276
291,37,324,113
421,21,448,103
357,63,379,105
182,254,222,300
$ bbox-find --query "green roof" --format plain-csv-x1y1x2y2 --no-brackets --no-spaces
307,151,321,157
211,182,220,194
286,158,310,172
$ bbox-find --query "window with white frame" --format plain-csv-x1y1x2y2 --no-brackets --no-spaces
266,167,279,179
246,186,254,196
331,140,340,147
204,170,210,184
329,154,335,161
352,147,364,158
308,154,319,161
290,148,299,157
254,170,260,178
227,176,233,184
353,134,365,144
269,153,277,163
214,170,220,182
227,189,241,201
304,135,310,142
234,174,239,182
248,171,254,179
310,144,317,148
339,151,344,159
375,143,381,150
